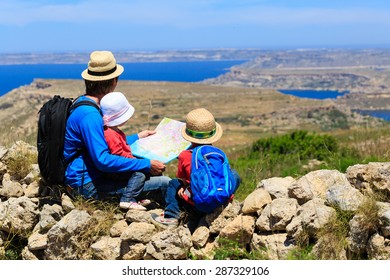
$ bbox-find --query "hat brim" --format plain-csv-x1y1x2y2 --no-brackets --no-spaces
81,64,124,81
181,122,223,144
105,104,135,127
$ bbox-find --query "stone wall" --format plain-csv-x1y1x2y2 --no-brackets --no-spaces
0,141,389,260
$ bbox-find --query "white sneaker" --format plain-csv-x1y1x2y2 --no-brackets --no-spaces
138,199,151,207
120,201,147,211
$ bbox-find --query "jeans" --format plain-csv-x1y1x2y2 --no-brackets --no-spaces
164,169,241,219
73,174,170,205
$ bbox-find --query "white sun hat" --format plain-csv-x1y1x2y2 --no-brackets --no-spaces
100,92,135,127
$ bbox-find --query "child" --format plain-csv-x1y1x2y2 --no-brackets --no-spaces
151,108,241,228
100,91,152,210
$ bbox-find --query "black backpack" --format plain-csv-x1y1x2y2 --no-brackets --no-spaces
37,95,100,186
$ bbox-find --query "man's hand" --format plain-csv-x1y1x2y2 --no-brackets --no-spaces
150,159,166,176
138,130,156,139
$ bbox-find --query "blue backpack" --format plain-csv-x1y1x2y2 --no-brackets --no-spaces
190,145,236,214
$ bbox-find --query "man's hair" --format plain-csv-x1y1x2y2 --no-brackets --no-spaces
84,77,117,96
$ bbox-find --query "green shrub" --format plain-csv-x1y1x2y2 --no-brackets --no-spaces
252,130,338,160
231,130,370,201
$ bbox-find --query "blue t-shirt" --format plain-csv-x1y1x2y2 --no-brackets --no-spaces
63,96,150,188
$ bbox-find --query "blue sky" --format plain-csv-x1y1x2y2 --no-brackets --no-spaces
1,0,390,53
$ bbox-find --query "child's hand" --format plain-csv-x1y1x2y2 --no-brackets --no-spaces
138,130,156,139
177,187,185,199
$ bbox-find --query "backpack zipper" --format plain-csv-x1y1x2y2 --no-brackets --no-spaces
195,147,224,168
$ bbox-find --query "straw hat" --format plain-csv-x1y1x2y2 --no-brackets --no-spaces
81,51,124,81
181,108,223,144
100,92,135,127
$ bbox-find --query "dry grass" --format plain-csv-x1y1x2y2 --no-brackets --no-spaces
70,197,121,259
5,147,37,181
314,212,350,260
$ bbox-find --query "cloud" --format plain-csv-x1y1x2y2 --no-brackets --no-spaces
0,0,389,27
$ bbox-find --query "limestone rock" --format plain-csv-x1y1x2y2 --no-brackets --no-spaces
191,225,210,248
110,219,128,238
256,198,299,231
257,176,295,199
90,236,121,260
251,233,295,260
288,170,350,205
219,214,256,245
145,226,192,260
120,222,156,244
45,210,93,260
286,198,336,239
241,188,272,214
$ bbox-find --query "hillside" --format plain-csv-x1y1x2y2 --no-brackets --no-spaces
202,49,390,111
0,79,383,149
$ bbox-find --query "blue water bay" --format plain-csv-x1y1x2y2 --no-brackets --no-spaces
0,60,245,96
278,89,348,99
353,109,390,122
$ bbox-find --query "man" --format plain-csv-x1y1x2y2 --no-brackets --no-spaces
64,50,170,209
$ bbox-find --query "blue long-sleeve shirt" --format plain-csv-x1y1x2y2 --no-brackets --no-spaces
64,96,150,188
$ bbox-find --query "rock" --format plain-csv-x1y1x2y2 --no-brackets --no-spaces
145,226,192,260
125,209,155,223
286,198,336,239
241,188,272,214
205,200,241,235
61,194,75,213
346,162,390,195
27,231,48,251
189,242,216,260
326,183,364,211
45,210,93,260
257,176,295,199
191,226,210,248
90,236,121,260
1,173,24,197
378,202,390,237
121,242,146,260
110,219,128,238
251,233,296,260
24,181,39,198
34,203,64,233
256,198,299,231
219,215,256,245
347,214,372,254
0,196,39,234
288,170,350,205
367,233,390,260
120,222,156,244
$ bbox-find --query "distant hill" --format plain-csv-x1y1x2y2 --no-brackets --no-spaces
203,48,390,96
0,49,262,65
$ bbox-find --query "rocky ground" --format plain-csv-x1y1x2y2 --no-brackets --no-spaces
1,141,390,260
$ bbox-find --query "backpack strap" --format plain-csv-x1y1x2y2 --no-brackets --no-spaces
65,96,102,164
70,96,102,116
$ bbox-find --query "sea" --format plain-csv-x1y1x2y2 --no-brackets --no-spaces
0,61,389,121
278,89,348,99
0,60,246,97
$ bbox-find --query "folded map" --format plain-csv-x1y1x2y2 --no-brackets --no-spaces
130,117,191,163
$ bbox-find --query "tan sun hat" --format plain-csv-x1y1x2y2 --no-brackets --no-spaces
81,51,124,81
181,108,223,144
